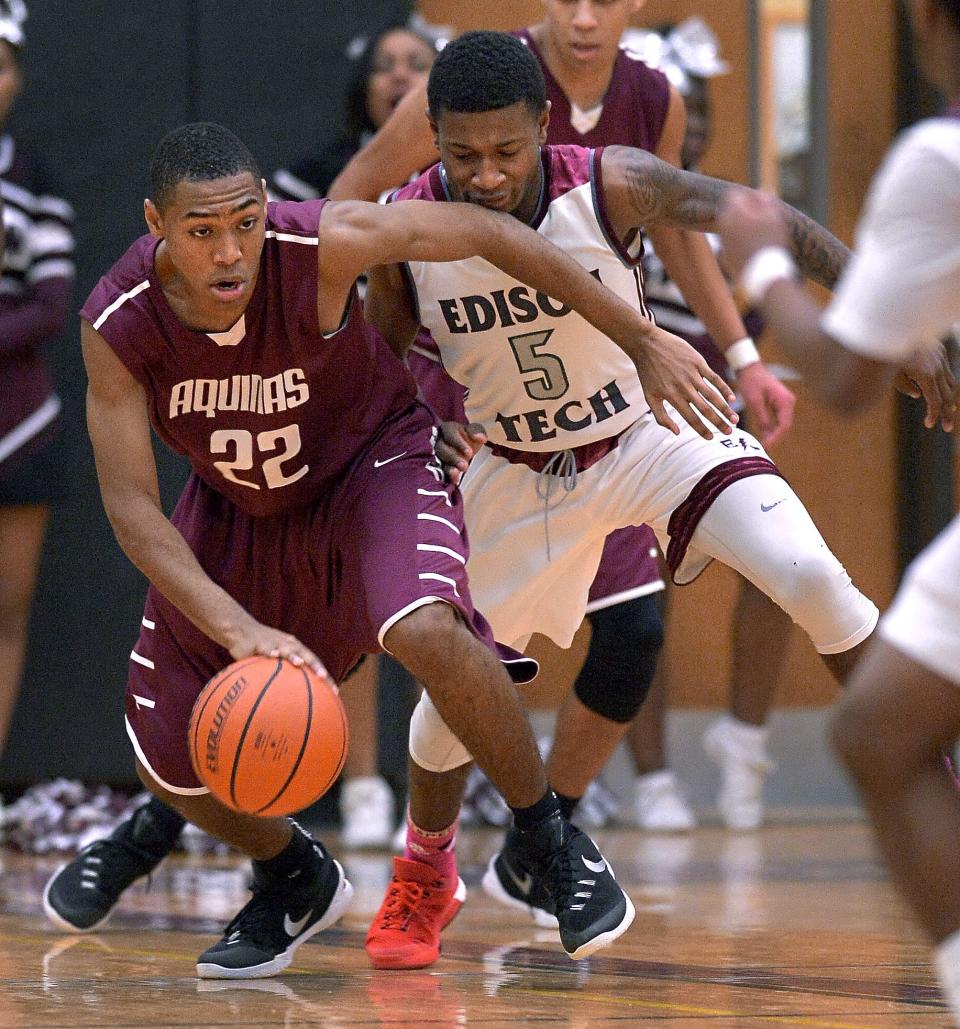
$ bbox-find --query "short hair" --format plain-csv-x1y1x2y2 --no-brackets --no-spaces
150,122,261,209
427,31,546,120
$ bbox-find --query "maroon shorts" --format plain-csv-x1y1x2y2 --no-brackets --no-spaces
125,403,536,792
586,525,664,612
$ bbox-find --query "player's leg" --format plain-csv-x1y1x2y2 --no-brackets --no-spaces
678,474,877,681
547,593,667,815
370,601,633,967
338,656,394,849
0,503,49,753
547,526,689,831
833,644,960,1020
702,577,795,829
830,519,960,1022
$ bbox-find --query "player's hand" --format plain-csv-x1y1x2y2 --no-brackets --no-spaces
436,419,487,485
717,190,791,279
636,325,738,440
735,361,797,447
227,619,329,679
893,341,958,431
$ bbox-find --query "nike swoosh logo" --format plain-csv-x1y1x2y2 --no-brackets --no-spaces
283,910,313,937
373,452,407,468
502,858,533,896
761,499,786,513
582,856,606,874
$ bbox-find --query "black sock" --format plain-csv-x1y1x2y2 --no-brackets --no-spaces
510,789,560,831
253,824,321,882
556,792,580,822
126,797,186,857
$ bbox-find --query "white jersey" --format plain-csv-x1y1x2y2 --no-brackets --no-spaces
392,146,650,452
823,112,960,363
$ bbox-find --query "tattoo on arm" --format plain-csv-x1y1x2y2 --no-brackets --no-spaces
777,204,849,290
622,150,850,289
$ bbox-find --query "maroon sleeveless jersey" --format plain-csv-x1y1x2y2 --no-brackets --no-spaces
515,29,670,152
80,200,418,517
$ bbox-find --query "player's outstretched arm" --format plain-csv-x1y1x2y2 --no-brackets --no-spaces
317,198,738,439
601,145,850,290
327,81,436,202
81,321,326,672
717,190,956,427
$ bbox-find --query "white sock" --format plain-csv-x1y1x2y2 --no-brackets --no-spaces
723,715,769,756
934,929,960,1023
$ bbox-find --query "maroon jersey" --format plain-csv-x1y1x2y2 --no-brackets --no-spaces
80,200,418,517
515,29,670,152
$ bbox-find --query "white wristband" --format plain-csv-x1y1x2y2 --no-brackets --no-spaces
740,245,798,306
725,337,761,373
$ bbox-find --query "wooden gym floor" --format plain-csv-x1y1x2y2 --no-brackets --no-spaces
0,821,949,1027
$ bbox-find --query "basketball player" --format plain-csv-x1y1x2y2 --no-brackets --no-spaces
717,0,960,1016
626,19,797,831
44,122,737,976
360,29,938,968
329,0,796,835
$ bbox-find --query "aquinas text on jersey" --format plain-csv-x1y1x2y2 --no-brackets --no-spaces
168,368,310,420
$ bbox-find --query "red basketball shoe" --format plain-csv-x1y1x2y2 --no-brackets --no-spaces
365,857,466,969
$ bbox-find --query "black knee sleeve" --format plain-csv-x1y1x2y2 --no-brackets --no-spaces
574,593,664,723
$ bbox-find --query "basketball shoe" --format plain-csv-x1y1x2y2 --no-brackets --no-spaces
632,770,697,832
703,715,775,830
364,856,466,969
340,775,395,849
196,841,352,978
484,815,634,959
42,801,177,933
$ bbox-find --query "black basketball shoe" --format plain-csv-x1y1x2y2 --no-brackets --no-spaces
492,815,635,959
481,845,558,928
43,801,178,933
196,841,353,979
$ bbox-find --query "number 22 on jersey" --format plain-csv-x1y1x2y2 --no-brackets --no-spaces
210,424,308,491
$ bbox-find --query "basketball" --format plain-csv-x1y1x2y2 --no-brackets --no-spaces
187,656,348,817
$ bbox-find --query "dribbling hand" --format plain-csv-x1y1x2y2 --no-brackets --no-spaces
228,618,329,679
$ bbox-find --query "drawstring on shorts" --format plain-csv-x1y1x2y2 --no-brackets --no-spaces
535,449,578,560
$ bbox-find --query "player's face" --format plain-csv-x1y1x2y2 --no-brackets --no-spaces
146,172,267,328
366,29,435,130
0,42,22,128
432,102,549,223
541,0,643,71
681,78,711,171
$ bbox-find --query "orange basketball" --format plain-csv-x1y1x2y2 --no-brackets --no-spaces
188,656,348,817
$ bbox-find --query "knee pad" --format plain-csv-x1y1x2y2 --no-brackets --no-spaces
408,692,473,772
575,593,664,723
691,476,879,656
761,547,879,654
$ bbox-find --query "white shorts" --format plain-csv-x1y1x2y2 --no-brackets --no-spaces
880,515,960,686
460,412,877,652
